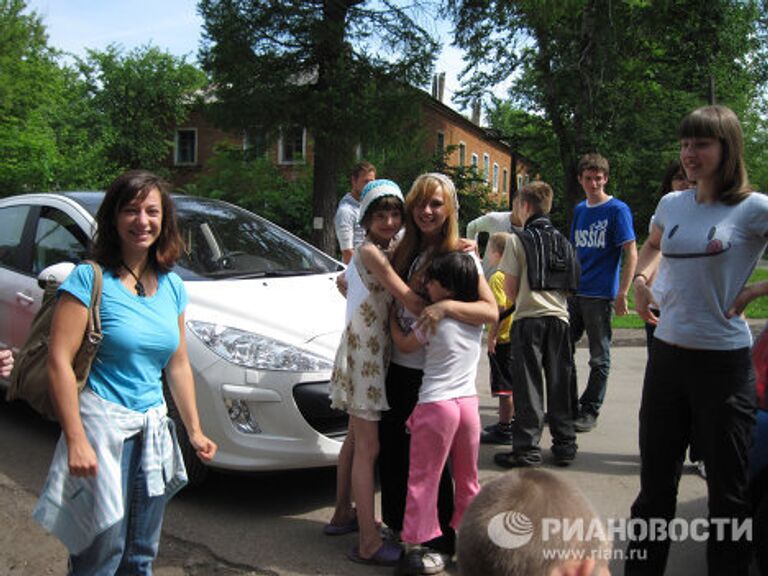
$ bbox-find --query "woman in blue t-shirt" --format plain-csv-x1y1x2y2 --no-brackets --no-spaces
38,170,217,575
628,106,768,575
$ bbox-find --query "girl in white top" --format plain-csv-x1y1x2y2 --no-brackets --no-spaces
325,180,424,567
628,105,768,575
389,251,484,572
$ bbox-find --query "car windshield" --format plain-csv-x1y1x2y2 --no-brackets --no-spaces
173,196,340,279
66,192,341,280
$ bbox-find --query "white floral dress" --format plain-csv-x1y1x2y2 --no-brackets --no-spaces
329,246,392,418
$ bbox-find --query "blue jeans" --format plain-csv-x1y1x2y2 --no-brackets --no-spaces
569,296,613,417
69,434,167,576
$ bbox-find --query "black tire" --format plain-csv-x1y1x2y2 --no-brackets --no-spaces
163,381,209,487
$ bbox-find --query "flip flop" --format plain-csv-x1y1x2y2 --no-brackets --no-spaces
323,516,359,536
347,541,402,566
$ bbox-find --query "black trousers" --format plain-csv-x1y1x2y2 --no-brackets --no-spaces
625,339,755,575
378,362,454,535
509,316,576,460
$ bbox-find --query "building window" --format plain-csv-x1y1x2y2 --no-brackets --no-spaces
175,128,197,165
493,163,499,191
471,153,478,172
483,153,490,181
503,168,508,194
458,142,466,166
517,174,524,191
278,126,306,164
436,131,445,157
243,127,267,159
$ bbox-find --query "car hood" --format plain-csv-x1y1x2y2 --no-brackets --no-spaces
183,273,345,359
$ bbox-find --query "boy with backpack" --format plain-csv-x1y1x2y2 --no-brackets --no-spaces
493,182,580,468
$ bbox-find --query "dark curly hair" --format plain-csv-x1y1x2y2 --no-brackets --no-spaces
91,170,182,272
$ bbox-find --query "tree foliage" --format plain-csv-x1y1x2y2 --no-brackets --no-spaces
78,45,207,174
198,0,440,254
448,0,768,234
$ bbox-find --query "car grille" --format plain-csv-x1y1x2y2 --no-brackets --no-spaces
293,381,348,438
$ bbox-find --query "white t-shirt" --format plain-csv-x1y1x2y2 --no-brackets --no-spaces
653,189,768,350
334,193,365,252
414,317,482,404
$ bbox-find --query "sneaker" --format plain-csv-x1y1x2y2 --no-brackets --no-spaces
551,447,577,467
574,412,597,433
481,422,514,445
493,451,542,469
394,546,446,575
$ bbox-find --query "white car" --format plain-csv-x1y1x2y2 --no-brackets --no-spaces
0,192,347,483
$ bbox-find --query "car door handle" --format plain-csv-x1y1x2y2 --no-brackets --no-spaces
16,292,35,305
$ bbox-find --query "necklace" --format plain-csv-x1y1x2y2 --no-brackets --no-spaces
122,261,147,297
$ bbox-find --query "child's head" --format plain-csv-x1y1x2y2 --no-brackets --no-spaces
487,232,510,266
518,181,554,216
425,251,479,303
359,179,405,242
677,104,750,205
457,469,611,576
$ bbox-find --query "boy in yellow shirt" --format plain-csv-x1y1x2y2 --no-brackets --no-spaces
482,232,516,445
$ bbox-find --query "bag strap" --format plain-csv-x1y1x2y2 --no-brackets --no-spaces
83,260,103,343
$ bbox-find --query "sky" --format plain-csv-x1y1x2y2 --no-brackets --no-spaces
25,0,479,114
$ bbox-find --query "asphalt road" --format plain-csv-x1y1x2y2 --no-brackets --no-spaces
0,340,752,575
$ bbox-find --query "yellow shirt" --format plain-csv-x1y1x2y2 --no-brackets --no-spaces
489,270,513,344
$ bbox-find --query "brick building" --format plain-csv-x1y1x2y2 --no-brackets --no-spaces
169,80,533,206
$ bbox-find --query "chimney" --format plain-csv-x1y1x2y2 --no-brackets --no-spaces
431,72,446,102
471,100,481,125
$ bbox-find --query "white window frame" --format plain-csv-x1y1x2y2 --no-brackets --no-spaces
471,153,479,172
278,126,307,165
493,163,499,191
503,168,508,194
483,153,490,181
174,128,198,166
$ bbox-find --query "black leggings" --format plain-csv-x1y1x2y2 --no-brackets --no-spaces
626,340,755,575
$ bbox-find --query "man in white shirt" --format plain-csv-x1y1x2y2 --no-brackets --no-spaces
334,161,376,264
465,211,516,277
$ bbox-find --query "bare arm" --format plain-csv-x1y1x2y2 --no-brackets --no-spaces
615,240,638,316
359,243,425,316
728,281,768,318
165,313,217,463
389,307,425,354
341,249,353,264
632,225,663,324
48,293,97,477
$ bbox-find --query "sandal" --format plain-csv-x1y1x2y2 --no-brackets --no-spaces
346,540,402,566
323,515,359,536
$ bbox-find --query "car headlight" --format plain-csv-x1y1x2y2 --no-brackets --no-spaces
188,320,334,372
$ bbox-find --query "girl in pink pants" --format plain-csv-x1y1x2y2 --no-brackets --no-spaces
390,251,486,575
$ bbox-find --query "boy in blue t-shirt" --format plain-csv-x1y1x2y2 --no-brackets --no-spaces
569,153,637,432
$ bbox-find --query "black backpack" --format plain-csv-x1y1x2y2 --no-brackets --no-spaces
512,215,580,292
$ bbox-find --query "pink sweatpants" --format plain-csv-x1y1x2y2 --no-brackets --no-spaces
401,395,481,544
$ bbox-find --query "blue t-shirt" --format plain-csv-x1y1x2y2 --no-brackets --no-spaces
570,196,635,299
59,264,188,412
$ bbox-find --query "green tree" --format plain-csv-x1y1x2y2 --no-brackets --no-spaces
448,0,767,232
198,0,439,254
78,45,207,174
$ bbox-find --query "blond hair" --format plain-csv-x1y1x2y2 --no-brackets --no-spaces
391,173,459,279
519,181,554,215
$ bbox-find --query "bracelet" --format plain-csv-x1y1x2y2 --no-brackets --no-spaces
632,272,648,284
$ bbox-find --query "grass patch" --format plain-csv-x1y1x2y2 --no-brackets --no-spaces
611,265,768,329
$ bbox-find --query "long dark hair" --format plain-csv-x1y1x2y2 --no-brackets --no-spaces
91,170,182,272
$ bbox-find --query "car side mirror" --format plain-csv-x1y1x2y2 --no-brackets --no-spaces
37,262,76,289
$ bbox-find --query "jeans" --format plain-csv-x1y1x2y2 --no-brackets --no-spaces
625,340,755,575
569,296,613,417
69,434,167,576
379,363,454,535
401,397,480,544
510,316,576,460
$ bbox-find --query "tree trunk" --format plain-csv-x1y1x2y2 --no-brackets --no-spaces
311,133,341,255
